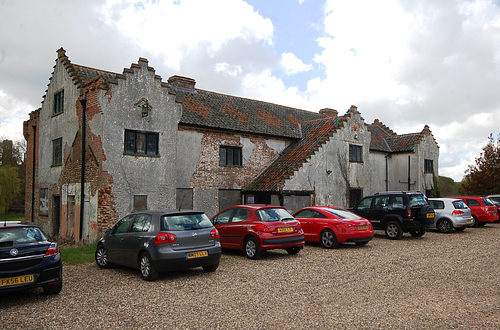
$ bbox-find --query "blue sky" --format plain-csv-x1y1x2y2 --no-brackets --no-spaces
1,0,500,182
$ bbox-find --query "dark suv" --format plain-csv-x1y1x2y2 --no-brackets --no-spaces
351,191,435,239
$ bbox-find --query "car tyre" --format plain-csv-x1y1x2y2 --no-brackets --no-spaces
95,245,111,268
202,262,219,272
285,247,301,255
409,227,426,237
244,237,262,260
385,221,403,240
471,215,479,227
436,219,453,233
320,229,339,249
140,253,159,281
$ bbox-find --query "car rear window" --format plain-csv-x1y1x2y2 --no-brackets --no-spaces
162,213,213,231
0,227,47,243
482,198,494,206
452,200,468,209
256,208,294,222
323,208,360,219
408,194,428,207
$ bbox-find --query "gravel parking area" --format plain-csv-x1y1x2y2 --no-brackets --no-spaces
1,223,499,329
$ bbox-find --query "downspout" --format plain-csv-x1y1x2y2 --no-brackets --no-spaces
385,155,388,191
407,155,411,191
31,124,37,222
79,98,87,241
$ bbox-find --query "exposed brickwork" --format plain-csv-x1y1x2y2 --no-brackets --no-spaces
222,104,248,123
23,109,40,224
288,114,301,127
258,109,281,129
184,96,211,118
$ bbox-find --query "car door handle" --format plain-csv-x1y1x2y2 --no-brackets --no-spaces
239,226,244,229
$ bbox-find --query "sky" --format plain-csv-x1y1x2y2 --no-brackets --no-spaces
1,0,499,182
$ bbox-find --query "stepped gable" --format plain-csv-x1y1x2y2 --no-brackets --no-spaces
245,116,342,191
174,88,325,139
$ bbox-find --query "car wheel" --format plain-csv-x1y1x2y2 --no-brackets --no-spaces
471,215,479,227
436,219,453,233
244,237,262,260
455,227,466,231
385,221,403,240
355,241,369,246
202,262,219,272
320,229,339,249
140,253,159,281
95,245,111,268
409,227,426,237
285,247,301,255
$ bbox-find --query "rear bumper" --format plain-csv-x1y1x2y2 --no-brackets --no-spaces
152,246,222,272
261,236,305,250
0,258,62,294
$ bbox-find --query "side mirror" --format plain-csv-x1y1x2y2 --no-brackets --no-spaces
105,228,112,235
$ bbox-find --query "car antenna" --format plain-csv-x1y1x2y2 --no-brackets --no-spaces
178,197,184,212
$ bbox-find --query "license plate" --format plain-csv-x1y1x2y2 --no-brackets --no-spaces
467,219,473,223
357,225,368,230
186,250,208,259
0,274,34,287
427,213,435,218
278,227,293,233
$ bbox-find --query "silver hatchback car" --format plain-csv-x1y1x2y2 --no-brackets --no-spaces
428,198,474,233
95,210,221,281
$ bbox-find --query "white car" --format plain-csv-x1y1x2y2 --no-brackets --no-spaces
428,198,474,233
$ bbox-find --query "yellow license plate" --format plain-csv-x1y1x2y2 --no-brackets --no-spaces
186,250,208,259
0,274,34,287
467,219,473,223
278,227,293,233
357,225,368,230
427,213,435,218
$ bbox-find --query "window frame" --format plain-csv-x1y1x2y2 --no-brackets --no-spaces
124,129,159,156
53,89,64,115
52,137,62,167
219,145,242,167
424,159,434,173
349,144,363,163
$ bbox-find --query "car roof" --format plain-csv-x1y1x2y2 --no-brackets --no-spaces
223,204,285,210
429,198,462,201
0,221,39,228
133,210,206,216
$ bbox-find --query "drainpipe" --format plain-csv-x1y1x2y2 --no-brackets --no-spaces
79,97,87,241
31,124,37,222
407,155,411,191
385,155,388,191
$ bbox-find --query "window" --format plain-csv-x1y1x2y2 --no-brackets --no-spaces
52,138,62,166
113,215,134,234
349,189,362,208
220,146,242,166
429,200,444,210
349,145,363,162
357,197,373,210
53,90,64,114
133,195,148,211
424,159,433,173
124,130,159,156
130,214,152,232
231,209,250,222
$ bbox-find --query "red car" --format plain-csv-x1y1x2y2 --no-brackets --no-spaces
452,197,498,226
211,204,305,259
293,206,374,248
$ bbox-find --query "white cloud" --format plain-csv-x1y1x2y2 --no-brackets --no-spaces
280,52,311,75
215,62,242,77
0,90,30,142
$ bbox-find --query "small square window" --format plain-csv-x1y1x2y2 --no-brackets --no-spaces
52,138,62,166
349,145,362,162
53,90,64,115
220,146,242,166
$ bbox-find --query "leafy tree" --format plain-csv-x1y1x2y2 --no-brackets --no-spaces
460,134,500,195
0,166,21,215
439,176,460,197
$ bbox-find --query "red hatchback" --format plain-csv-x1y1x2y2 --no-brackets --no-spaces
293,206,374,248
211,204,305,259
452,197,498,226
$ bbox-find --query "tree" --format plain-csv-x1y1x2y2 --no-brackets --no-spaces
0,166,21,215
460,134,500,195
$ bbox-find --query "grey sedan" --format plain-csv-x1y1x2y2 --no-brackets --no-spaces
95,210,221,281
428,198,474,233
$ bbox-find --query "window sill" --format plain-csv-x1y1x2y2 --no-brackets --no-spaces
219,165,244,168
51,164,62,168
123,152,160,158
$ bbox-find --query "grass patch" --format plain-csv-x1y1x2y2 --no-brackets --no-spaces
0,214,25,222
60,243,97,265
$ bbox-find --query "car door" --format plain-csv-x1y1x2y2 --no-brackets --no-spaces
293,209,322,241
212,209,235,248
353,197,375,225
106,215,135,264
224,208,251,248
120,213,152,267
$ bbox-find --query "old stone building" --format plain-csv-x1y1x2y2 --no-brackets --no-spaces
23,48,439,242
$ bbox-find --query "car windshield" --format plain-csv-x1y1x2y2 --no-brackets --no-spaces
482,198,495,206
322,208,360,219
256,208,294,222
162,213,213,231
0,227,47,243
408,194,428,207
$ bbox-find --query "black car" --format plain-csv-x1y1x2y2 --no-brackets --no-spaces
351,191,435,239
0,222,62,294
95,210,222,281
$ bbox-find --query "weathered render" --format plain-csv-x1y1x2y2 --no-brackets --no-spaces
23,48,439,243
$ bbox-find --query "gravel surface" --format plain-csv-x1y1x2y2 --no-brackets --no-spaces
1,223,499,329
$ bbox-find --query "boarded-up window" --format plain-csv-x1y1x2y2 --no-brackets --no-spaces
176,188,193,210
39,188,49,216
218,189,242,211
133,195,148,212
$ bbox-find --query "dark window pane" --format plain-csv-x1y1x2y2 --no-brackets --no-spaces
220,146,242,166
52,138,62,166
124,131,135,153
146,134,158,155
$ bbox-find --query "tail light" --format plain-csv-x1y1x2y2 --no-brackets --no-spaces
210,228,220,238
296,222,302,231
452,210,464,215
253,223,271,233
154,232,177,244
44,243,59,256
405,210,412,219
